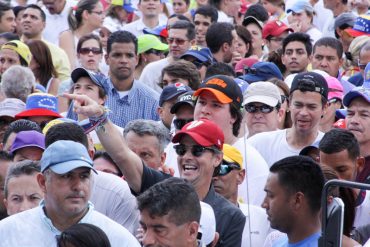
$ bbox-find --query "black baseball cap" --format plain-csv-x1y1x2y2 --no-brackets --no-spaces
290,72,328,100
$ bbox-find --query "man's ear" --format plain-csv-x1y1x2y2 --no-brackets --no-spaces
37,173,47,194
356,156,365,174
237,169,246,185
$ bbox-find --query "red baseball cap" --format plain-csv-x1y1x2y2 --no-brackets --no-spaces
262,20,293,39
172,119,224,150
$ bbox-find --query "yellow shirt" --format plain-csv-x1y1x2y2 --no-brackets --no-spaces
43,39,71,81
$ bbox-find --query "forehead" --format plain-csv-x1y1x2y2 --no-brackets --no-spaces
169,28,187,39
7,173,38,188
23,8,42,17
81,39,100,48
0,49,19,59
126,131,160,147
314,45,338,57
285,41,306,50
348,97,370,109
290,90,322,103
2,10,15,18
110,42,135,53
194,14,212,23
246,23,261,32
179,134,197,145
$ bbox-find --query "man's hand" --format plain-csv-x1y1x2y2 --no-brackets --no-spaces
63,93,104,118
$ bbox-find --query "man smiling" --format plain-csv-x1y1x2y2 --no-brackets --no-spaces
63,92,246,247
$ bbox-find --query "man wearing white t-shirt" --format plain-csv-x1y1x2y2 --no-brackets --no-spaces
41,0,76,45
122,0,166,37
248,71,328,167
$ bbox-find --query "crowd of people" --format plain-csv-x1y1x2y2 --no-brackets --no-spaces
0,0,370,246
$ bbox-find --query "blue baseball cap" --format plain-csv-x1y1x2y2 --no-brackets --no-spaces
71,68,109,95
343,62,370,107
159,83,192,106
335,109,347,119
287,0,314,13
111,0,136,13
240,62,283,83
180,46,213,63
40,140,96,174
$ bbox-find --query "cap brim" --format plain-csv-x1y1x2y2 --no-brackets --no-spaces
49,160,97,174
241,74,266,83
152,43,169,51
343,90,370,107
0,111,17,118
345,28,370,37
10,144,44,154
15,109,62,119
193,88,232,104
181,51,207,62
243,95,278,107
170,101,194,114
172,131,213,147
242,17,263,29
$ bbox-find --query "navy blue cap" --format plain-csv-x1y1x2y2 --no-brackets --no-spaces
71,68,109,95
335,109,347,119
180,46,213,63
241,62,283,83
170,91,195,114
159,83,192,106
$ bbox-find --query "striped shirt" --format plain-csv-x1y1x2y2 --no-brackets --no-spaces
106,79,160,128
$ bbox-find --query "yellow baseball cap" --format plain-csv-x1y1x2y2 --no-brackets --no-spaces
222,144,243,169
1,40,32,66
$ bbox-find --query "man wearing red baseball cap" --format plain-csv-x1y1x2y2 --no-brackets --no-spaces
63,93,246,247
262,20,293,56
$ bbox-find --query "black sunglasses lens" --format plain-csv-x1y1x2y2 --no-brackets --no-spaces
261,105,273,113
245,105,256,113
191,145,205,157
219,164,232,176
174,144,186,156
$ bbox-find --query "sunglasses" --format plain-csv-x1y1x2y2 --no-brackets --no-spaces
167,37,188,45
145,49,164,56
281,95,288,104
192,60,205,69
245,104,275,114
174,144,216,157
173,118,193,130
358,59,367,70
79,47,102,55
218,161,241,176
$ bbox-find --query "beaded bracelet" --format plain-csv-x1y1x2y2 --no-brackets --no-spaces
88,106,110,133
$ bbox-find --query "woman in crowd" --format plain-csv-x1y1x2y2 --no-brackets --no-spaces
26,40,60,96
135,34,168,80
235,25,253,59
59,0,105,69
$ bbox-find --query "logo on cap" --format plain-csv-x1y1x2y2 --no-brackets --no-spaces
38,98,56,110
186,120,203,130
180,94,192,101
206,78,227,88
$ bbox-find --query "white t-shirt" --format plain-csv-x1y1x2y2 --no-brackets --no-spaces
313,0,333,32
247,129,324,167
122,18,167,37
307,27,322,45
0,203,140,247
165,138,269,207
322,16,336,38
217,11,233,23
233,138,269,206
42,0,77,45
240,203,270,247
139,57,170,93
354,191,370,228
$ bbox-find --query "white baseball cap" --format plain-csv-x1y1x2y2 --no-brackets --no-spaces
242,81,281,107
199,202,216,245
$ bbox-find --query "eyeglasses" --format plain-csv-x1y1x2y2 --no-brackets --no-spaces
218,161,241,176
167,37,189,45
145,49,164,56
281,95,288,104
245,104,275,113
173,118,193,130
174,144,216,157
358,59,367,70
79,47,102,55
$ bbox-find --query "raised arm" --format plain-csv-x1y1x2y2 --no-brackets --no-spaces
64,93,144,193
